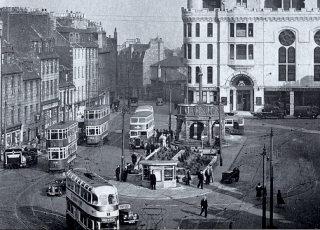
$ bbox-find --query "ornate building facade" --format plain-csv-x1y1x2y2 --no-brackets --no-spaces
182,0,320,114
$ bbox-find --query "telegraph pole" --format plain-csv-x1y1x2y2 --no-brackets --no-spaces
121,100,129,181
262,145,267,229
169,85,172,131
269,128,274,228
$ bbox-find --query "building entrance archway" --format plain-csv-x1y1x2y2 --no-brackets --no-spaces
229,74,254,111
189,122,205,140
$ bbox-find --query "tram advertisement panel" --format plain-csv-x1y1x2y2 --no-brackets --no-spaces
130,124,147,130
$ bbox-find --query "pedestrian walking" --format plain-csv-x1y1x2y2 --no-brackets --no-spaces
256,183,263,198
131,152,137,165
185,169,191,185
115,165,120,181
277,190,285,209
150,170,157,190
208,165,214,183
197,170,204,189
204,167,210,185
199,196,208,217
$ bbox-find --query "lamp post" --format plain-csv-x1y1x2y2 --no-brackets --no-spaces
261,145,267,229
269,128,274,228
121,100,129,181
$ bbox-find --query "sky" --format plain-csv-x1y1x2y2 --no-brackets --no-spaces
1,0,187,49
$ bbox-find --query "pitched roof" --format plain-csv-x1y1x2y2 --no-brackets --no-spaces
1,63,23,75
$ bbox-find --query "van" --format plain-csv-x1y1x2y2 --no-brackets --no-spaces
294,106,319,119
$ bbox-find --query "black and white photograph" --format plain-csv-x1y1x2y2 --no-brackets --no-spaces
0,0,320,229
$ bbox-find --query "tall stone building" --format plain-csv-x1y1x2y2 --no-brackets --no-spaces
117,37,165,101
182,0,320,114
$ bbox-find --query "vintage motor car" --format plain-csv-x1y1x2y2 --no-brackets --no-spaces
46,179,66,196
119,204,139,225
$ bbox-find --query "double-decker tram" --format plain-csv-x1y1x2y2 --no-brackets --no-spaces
129,111,155,149
46,120,78,172
84,105,110,146
66,168,120,230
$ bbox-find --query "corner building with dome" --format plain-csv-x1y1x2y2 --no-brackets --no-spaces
182,0,320,114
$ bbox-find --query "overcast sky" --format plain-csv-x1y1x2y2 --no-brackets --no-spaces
1,0,187,49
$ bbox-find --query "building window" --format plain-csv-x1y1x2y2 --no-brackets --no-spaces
278,46,295,81
207,67,213,84
196,66,201,83
188,66,192,84
236,44,247,60
11,106,14,124
236,23,246,37
36,81,39,96
248,44,254,59
184,44,187,59
196,23,200,37
25,82,28,99
279,30,295,46
18,107,20,122
249,23,253,37
230,44,234,60
25,106,27,122
230,23,234,37
196,44,200,59
187,23,192,37
207,44,213,59
187,44,192,59
30,81,33,99
54,79,58,96
207,23,213,37
184,23,187,37
237,0,247,6
11,77,14,94
314,47,320,81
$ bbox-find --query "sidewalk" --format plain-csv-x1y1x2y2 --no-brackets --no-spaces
109,135,247,200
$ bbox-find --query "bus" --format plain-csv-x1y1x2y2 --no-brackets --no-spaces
134,105,154,114
66,168,120,230
46,120,78,172
84,105,110,146
213,116,245,135
3,147,38,169
129,111,155,149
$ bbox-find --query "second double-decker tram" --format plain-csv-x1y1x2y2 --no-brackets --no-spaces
84,105,110,146
66,168,120,230
46,120,78,172
129,111,155,149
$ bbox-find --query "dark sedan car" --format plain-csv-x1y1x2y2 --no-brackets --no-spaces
119,204,139,224
46,179,66,196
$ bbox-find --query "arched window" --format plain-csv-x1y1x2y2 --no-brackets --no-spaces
184,23,187,37
207,67,213,84
188,66,192,83
278,47,295,81
196,44,200,59
187,23,192,37
187,44,192,59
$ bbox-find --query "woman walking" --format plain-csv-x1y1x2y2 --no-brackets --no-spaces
277,190,285,209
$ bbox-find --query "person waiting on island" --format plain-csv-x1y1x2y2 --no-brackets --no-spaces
150,170,157,190
256,183,263,199
277,190,285,209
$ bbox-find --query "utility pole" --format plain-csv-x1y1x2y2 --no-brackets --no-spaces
169,85,172,131
269,128,274,228
262,145,267,229
219,101,222,166
121,100,129,181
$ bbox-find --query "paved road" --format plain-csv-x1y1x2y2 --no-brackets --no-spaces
1,105,320,229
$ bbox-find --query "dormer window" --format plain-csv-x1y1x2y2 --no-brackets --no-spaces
236,0,247,7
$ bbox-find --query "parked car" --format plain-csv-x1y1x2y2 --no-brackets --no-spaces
46,178,66,196
254,105,286,119
156,98,164,106
294,105,319,119
119,204,139,225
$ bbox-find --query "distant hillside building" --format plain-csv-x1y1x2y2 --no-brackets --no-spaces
182,0,320,114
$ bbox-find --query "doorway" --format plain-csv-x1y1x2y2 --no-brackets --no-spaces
237,90,251,111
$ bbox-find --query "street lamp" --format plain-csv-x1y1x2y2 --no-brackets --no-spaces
269,128,274,228
261,145,267,229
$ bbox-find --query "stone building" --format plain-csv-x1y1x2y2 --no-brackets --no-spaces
182,0,320,114
117,37,165,101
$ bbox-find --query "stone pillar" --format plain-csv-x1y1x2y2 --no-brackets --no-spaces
250,89,254,112
290,91,294,116
185,120,189,140
233,89,237,111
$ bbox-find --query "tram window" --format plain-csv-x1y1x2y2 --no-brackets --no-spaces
80,187,85,198
226,120,233,125
59,152,63,159
108,194,116,204
131,131,138,136
51,151,59,159
67,202,71,211
92,193,98,205
95,222,99,230
96,128,100,135
87,192,91,203
88,219,93,229
141,131,147,136
75,184,80,194
139,118,146,123
131,118,138,123
89,113,94,119
58,132,63,139
89,129,95,135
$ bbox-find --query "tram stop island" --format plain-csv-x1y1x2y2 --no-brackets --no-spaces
139,160,179,189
